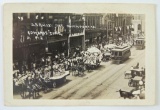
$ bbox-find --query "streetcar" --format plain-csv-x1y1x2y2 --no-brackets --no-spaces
135,37,145,50
111,45,131,64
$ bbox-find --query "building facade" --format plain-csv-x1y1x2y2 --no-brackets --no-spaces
13,13,86,69
102,13,133,43
68,14,85,56
84,13,106,48
131,14,145,37
13,13,143,71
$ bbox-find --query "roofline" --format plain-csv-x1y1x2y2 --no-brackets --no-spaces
112,47,130,51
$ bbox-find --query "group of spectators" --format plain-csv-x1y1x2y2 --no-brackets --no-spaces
13,34,137,99
13,44,103,92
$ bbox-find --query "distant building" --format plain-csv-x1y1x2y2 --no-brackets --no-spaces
131,14,145,37
103,13,133,43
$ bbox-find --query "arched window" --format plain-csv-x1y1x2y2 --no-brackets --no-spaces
138,24,141,30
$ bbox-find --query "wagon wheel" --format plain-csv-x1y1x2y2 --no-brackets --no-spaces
52,82,56,88
63,77,66,83
125,74,129,79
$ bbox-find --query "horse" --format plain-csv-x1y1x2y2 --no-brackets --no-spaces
19,80,28,99
71,65,78,76
13,77,28,99
116,89,134,99
37,77,51,92
85,63,93,72
25,78,41,99
31,83,40,99
77,64,85,76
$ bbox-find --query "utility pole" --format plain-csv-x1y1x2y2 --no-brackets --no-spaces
82,15,86,51
68,15,71,56
106,18,111,43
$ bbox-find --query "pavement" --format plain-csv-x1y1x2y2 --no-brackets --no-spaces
13,46,145,99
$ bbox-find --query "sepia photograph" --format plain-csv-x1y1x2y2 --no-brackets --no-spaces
3,3,156,106
13,13,145,100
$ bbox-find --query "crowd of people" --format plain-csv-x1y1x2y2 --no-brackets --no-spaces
13,43,105,99
13,34,137,99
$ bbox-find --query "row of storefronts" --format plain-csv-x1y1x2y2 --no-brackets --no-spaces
13,13,145,70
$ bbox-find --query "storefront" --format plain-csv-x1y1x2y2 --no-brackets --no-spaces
85,29,104,48
13,41,46,71
70,35,83,55
48,40,68,56
47,35,68,57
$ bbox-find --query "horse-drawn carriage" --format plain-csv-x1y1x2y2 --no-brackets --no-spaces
13,72,41,99
119,64,145,99
43,63,70,88
13,64,70,99
117,87,145,99
102,51,111,61
124,68,145,79
128,76,143,87
124,66,145,87
86,47,102,68
116,89,134,99
48,71,70,88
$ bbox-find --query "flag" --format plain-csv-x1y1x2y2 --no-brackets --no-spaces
116,13,118,17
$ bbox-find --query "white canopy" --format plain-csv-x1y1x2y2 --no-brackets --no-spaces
104,44,116,49
87,47,101,53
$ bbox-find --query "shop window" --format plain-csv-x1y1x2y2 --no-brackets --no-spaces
119,52,122,56
115,52,118,56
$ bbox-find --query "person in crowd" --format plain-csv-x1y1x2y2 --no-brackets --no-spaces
58,64,64,74
52,62,59,75
64,58,70,71
13,74,19,86
13,40,115,98
55,55,59,63
130,66,134,70
135,62,139,69
73,58,78,66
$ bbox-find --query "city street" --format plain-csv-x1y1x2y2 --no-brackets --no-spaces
14,47,145,99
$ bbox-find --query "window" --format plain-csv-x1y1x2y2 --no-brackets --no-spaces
49,15,53,19
119,52,122,56
138,24,141,30
115,52,118,56
111,51,114,55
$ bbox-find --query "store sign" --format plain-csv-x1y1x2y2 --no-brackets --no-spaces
31,23,52,27
28,23,64,36
27,30,63,36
